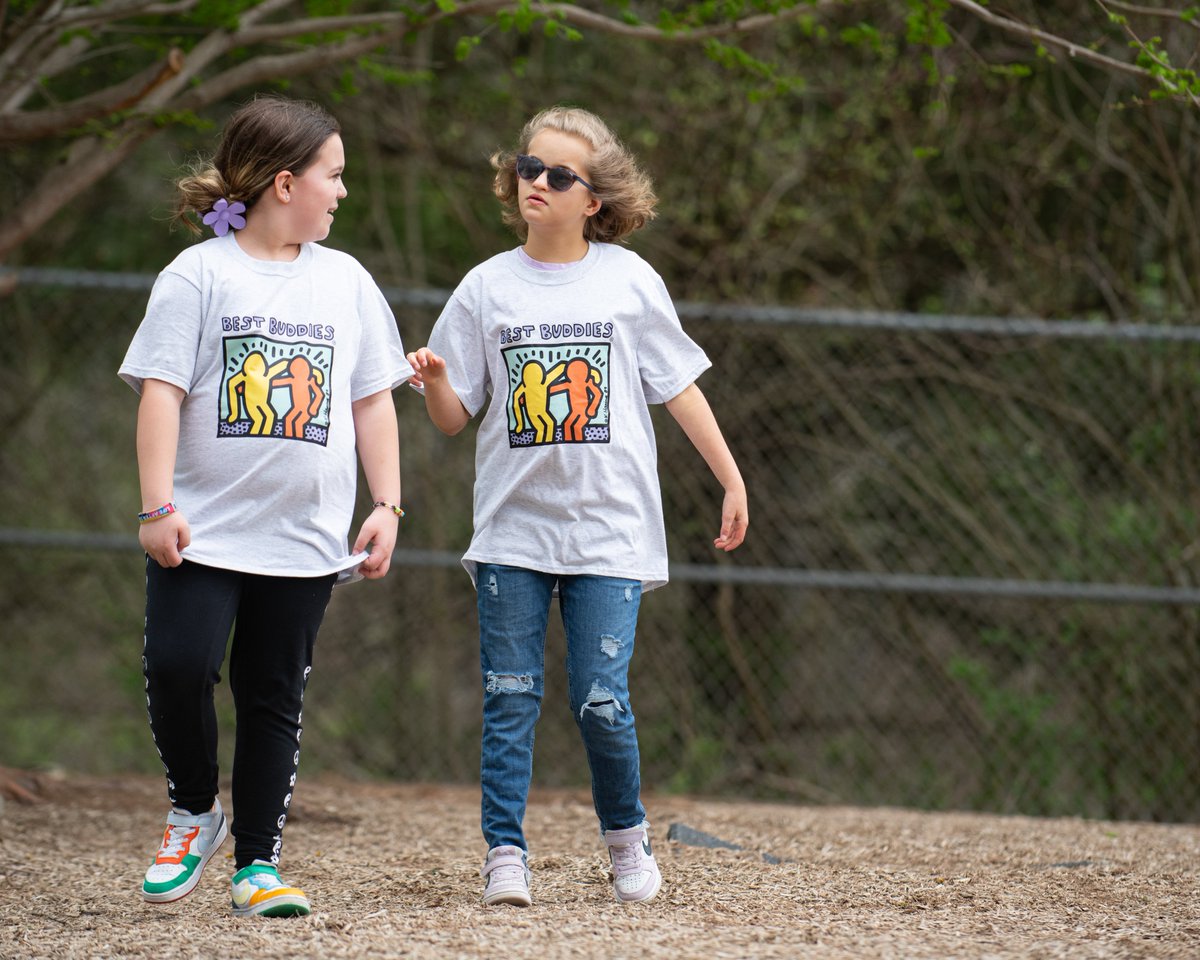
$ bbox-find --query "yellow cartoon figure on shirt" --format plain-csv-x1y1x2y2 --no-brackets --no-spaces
512,359,567,444
226,351,289,435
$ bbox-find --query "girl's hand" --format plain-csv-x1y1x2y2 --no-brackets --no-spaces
405,347,448,388
352,508,399,580
713,487,749,552
140,513,191,567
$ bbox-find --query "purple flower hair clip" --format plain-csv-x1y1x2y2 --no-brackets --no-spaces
202,198,246,237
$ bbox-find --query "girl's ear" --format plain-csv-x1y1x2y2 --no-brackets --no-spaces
584,195,603,218
273,170,294,203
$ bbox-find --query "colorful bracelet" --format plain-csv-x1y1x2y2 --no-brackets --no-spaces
373,500,406,518
137,502,177,524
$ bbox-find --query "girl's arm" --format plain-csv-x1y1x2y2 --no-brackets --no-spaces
352,389,403,579
137,379,191,567
406,347,471,436
665,383,749,552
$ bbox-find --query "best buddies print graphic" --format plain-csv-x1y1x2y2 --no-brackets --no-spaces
500,322,613,447
218,319,335,446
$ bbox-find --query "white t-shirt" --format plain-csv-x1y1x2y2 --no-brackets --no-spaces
119,233,413,577
428,242,711,590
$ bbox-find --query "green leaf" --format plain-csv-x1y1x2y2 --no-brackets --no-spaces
454,35,481,62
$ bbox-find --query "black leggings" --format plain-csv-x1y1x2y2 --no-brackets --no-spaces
142,558,335,868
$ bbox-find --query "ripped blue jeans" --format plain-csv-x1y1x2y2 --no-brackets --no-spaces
477,563,645,851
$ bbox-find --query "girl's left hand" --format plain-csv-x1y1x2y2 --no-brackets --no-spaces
353,509,399,579
714,487,749,552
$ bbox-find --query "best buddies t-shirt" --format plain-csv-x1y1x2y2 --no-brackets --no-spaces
120,233,412,577
428,242,711,590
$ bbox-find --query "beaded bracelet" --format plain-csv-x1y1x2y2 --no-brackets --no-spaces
137,502,177,524
373,500,406,518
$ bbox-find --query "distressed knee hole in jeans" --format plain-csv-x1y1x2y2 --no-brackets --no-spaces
599,635,623,658
579,680,625,723
486,671,534,694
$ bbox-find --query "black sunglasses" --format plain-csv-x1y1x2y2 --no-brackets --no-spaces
515,154,596,193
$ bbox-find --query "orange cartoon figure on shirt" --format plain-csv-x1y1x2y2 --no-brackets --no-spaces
274,355,327,439
512,359,567,444
226,351,289,435
548,357,603,442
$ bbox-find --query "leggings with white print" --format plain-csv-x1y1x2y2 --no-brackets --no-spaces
142,558,335,869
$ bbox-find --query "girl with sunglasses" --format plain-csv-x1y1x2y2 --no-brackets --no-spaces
406,106,749,906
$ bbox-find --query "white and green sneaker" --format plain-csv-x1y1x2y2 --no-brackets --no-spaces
142,799,228,903
230,861,311,917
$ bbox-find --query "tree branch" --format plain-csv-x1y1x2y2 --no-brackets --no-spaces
945,0,1151,80
0,118,161,260
1105,1,1200,29
521,0,844,42
0,48,183,141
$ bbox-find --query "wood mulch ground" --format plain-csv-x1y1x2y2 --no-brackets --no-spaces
1,771,1197,958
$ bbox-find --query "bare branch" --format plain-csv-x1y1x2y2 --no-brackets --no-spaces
520,0,844,42
946,0,1151,79
0,118,160,260
221,0,844,48
173,28,415,108
1105,1,1200,29
0,48,183,141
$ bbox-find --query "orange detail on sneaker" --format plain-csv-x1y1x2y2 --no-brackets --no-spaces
153,825,199,865
142,800,228,904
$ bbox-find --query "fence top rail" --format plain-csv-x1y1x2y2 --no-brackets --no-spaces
7,267,1200,341
4,528,1199,606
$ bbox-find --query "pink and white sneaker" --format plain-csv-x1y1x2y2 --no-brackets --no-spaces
604,822,662,903
481,845,531,906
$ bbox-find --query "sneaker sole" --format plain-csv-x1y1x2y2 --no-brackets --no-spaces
232,894,312,918
482,888,532,907
142,814,229,904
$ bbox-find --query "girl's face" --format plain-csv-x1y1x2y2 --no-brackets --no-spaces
518,129,601,236
286,133,347,243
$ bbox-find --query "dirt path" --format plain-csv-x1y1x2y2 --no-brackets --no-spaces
1,773,1197,958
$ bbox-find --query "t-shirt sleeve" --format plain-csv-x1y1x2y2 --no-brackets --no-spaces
117,270,204,395
351,275,414,401
427,284,490,417
637,270,712,404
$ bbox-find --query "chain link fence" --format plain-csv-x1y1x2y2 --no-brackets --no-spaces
2,268,1197,823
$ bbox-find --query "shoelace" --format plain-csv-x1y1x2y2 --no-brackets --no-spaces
157,825,197,860
488,862,526,885
609,840,645,875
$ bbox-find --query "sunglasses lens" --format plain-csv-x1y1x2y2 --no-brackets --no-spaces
515,155,543,181
546,169,575,191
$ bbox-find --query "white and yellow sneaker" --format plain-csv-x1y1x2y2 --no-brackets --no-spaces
230,861,311,917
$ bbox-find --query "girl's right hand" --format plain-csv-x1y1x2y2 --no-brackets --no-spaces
140,513,191,568
405,347,447,387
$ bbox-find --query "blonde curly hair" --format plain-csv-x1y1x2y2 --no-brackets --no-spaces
173,95,341,235
491,107,657,244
